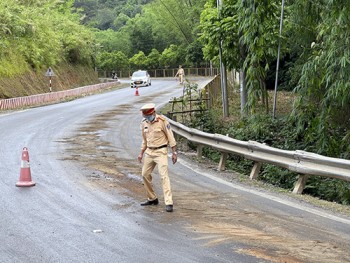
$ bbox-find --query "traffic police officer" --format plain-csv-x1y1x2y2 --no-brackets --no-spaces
137,103,177,212
175,65,185,84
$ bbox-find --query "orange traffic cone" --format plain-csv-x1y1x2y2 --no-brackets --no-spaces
16,147,35,187
135,86,140,96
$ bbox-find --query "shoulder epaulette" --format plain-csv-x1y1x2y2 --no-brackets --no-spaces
157,115,166,121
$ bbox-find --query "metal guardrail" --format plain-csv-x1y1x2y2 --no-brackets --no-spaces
168,118,350,194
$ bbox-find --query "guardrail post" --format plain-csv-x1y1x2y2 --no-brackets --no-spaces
250,162,262,180
218,152,227,171
218,134,229,171
293,174,309,194
197,145,203,158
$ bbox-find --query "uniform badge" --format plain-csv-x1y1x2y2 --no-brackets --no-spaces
166,124,171,129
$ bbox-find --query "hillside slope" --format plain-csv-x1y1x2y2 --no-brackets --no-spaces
0,63,99,99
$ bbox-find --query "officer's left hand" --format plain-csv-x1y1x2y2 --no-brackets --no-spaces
172,153,177,164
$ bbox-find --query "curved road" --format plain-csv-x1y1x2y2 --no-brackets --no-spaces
1,78,350,263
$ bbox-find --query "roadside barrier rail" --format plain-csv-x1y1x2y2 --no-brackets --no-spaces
168,119,350,194
0,82,118,111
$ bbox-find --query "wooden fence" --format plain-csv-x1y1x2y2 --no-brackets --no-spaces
97,67,219,79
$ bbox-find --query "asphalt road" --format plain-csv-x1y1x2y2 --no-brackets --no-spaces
1,78,350,263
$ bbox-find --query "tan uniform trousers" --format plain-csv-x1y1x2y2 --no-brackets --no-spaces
179,74,184,84
142,148,173,205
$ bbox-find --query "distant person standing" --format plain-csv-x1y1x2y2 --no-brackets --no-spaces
175,65,185,84
137,103,177,212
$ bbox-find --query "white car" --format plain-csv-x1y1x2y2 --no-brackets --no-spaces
130,70,151,88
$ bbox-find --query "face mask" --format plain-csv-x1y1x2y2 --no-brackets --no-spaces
145,114,155,122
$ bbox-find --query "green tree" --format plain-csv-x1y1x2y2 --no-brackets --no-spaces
146,49,161,69
159,44,181,68
129,51,147,70
126,14,154,55
76,0,208,68
200,0,280,114
97,51,129,71
94,8,116,30
74,0,152,30
73,0,99,25
127,0,207,65
282,1,320,91
0,0,95,76
291,0,350,157
113,13,130,30
185,39,205,67
94,29,132,55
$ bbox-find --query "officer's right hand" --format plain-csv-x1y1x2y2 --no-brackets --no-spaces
138,154,143,163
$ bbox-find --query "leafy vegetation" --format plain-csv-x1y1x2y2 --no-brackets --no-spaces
198,0,350,187
199,0,350,158
0,0,99,98
0,0,95,77
86,0,208,71
186,90,350,204
291,1,350,158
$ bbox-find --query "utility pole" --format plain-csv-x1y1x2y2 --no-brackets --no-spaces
217,0,229,117
238,0,247,117
239,69,247,116
272,0,285,119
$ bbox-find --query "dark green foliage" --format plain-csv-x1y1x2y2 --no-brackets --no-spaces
196,1,350,204
260,165,297,190
146,49,161,69
188,109,350,205
94,29,131,55
226,156,254,177
87,0,207,69
0,0,95,76
73,0,152,29
97,51,129,71
200,0,281,113
304,178,350,205
291,1,350,157
185,40,206,67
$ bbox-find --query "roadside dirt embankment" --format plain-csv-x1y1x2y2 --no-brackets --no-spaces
0,63,99,99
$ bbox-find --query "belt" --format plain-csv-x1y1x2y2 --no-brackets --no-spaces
148,144,168,150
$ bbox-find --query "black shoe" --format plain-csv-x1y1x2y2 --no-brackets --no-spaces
141,198,159,206
166,205,173,212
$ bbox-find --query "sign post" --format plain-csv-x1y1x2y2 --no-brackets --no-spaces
45,67,56,92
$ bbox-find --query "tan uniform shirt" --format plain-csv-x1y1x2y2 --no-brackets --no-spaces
140,114,176,151
177,68,184,75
